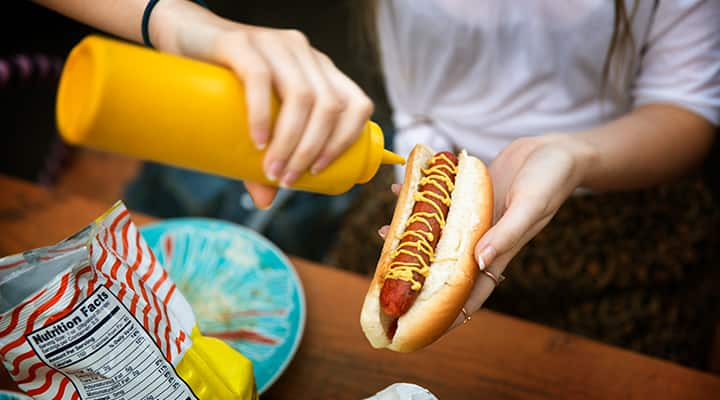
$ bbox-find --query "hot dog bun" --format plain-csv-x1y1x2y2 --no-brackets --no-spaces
360,144,493,352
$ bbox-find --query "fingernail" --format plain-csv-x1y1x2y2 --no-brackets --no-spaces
265,160,285,181
377,226,389,238
280,170,300,188
391,183,402,193
476,245,495,270
311,156,330,175
253,131,268,150
256,201,273,211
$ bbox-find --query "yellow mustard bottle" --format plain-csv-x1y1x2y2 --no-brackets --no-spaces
56,35,404,195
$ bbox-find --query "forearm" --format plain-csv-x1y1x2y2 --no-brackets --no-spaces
573,104,715,191
33,0,149,43
31,0,225,58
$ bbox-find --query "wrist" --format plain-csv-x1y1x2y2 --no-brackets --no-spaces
149,0,232,59
542,133,599,189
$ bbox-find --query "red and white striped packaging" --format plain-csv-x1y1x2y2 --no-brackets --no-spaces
0,202,198,399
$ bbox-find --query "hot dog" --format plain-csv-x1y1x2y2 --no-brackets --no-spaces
361,144,493,352
379,152,458,318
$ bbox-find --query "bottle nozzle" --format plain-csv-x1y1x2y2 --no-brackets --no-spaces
382,149,405,165
358,123,406,185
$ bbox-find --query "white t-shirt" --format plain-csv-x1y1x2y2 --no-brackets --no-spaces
377,0,720,174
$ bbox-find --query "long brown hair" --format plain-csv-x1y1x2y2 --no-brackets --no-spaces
351,1,381,85
355,1,639,96
603,0,639,96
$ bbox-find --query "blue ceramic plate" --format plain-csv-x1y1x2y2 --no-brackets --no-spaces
140,218,306,394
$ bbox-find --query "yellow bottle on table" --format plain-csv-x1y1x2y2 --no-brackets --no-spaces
56,35,404,195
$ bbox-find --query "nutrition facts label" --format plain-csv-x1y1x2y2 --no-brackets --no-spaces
27,286,197,400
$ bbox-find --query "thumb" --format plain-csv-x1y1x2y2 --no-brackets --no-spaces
244,182,278,209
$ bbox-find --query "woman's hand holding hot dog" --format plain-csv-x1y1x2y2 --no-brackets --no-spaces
451,134,594,327
455,104,714,327
378,134,593,329
379,105,713,335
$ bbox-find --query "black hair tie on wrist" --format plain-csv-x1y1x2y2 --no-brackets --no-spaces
142,0,209,48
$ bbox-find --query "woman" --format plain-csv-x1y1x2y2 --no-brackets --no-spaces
329,0,720,368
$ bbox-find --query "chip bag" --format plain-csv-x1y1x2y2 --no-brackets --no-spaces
0,202,257,399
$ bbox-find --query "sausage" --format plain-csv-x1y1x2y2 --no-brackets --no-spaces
380,151,458,318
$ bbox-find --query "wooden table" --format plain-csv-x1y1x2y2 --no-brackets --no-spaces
2,174,720,399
